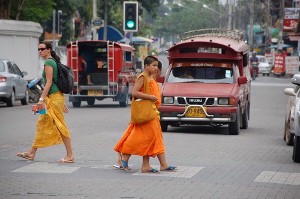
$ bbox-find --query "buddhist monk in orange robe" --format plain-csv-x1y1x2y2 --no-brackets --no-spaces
114,57,176,173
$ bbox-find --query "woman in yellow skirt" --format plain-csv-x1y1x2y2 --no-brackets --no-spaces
16,41,74,163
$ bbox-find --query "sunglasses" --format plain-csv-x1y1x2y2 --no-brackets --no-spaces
38,48,47,51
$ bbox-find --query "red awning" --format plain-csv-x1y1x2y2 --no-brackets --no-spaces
289,35,300,41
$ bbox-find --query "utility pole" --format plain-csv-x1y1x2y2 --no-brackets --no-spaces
277,0,285,51
265,0,270,48
92,0,97,40
227,0,233,30
232,0,236,30
249,0,254,51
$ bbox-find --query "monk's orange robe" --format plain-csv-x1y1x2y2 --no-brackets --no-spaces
114,76,164,157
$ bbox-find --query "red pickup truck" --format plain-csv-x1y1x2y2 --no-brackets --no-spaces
159,29,251,135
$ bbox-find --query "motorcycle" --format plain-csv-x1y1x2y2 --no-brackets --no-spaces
27,78,44,103
250,61,259,80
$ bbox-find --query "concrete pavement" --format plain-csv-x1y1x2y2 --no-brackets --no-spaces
0,76,300,199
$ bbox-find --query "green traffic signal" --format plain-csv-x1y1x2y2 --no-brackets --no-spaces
123,2,138,32
126,20,135,29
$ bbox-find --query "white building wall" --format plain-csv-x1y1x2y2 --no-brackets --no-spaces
0,20,43,80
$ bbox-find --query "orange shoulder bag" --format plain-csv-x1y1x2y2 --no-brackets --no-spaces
130,73,157,124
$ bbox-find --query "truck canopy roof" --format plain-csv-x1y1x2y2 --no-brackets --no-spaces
169,29,249,61
67,40,134,51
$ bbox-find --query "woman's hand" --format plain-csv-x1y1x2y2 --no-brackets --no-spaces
63,104,69,113
37,100,44,105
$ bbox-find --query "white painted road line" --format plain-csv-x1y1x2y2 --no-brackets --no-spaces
254,171,300,185
11,162,80,174
132,166,205,178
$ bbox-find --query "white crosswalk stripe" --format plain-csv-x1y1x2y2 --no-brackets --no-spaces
132,166,204,178
11,162,80,174
254,171,300,185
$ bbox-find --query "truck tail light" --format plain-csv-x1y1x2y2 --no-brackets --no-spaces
0,75,6,82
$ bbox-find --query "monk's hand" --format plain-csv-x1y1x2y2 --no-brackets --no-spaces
149,95,158,102
63,104,69,113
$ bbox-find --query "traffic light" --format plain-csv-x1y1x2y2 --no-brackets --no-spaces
123,1,138,32
57,10,67,36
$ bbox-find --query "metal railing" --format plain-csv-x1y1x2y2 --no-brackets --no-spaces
180,29,245,42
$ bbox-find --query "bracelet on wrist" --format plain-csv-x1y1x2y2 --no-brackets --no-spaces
39,97,45,102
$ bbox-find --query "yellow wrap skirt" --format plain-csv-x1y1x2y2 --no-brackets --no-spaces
32,92,71,148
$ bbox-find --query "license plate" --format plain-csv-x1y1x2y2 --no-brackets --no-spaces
185,106,206,118
88,90,103,96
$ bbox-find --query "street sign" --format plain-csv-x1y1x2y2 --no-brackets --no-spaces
92,18,103,29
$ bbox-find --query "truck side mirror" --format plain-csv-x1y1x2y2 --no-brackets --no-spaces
238,76,247,85
135,68,142,73
156,76,165,83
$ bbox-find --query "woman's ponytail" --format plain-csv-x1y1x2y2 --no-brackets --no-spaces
50,51,61,63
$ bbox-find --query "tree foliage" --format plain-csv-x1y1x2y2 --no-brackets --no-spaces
152,0,221,42
0,0,160,45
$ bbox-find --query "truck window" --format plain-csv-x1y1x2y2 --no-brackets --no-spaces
167,66,233,84
124,51,132,62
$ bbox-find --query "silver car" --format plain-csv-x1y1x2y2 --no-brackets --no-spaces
0,59,29,106
257,55,271,76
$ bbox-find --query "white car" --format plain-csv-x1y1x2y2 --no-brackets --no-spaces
257,55,271,76
287,74,300,162
284,85,299,146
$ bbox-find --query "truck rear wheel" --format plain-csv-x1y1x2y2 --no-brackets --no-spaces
119,101,127,107
87,98,95,106
72,100,81,108
228,105,240,135
293,135,300,163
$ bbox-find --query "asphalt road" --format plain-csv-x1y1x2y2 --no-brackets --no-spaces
0,75,300,199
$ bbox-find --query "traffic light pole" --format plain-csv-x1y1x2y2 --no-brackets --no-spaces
103,0,108,40
52,10,56,51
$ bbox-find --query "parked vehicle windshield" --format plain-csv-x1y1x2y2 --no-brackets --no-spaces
257,55,267,63
167,66,234,83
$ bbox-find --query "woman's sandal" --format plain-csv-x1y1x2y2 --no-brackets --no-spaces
58,158,75,163
16,152,34,161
